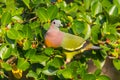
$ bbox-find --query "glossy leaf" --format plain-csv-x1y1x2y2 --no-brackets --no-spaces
1,12,11,26
0,44,11,59
58,68,73,79
7,29,19,40
23,0,30,9
91,1,102,16
113,59,120,70
108,5,118,16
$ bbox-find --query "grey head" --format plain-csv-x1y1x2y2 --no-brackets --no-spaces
51,20,63,28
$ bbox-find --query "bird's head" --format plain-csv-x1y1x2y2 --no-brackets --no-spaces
51,20,63,28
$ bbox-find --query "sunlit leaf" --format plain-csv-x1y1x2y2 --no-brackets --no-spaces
23,0,30,9
97,75,111,80
48,5,58,20
91,0,102,16
109,5,118,16
0,44,11,59
7,29,19,39
1,12,11,26
72,20,85,35
36,8,48,22
113,59,120,70
1,62,12,71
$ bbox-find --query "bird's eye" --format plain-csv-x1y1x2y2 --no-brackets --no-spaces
53,22,55,24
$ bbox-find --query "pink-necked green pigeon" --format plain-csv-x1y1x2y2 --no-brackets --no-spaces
45,20,100,63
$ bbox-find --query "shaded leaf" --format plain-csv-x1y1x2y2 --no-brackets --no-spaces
30,54,49,66
26,70,38,80
17,58,30,71
83,74,96,80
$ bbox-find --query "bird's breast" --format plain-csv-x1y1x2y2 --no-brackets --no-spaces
45,31,64,48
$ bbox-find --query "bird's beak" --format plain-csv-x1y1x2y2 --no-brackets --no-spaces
60,24,63,27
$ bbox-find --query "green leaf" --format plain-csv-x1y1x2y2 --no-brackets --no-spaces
66,3,78,14
23,39,31,50
84,0,92,10
83,74,96,80
113,59,120,70
48,5,58,20
57,68,73,79
23,0,30,9
91,0,102,16
94,69,101,76
44,48,54,56
13,23,23,31
108,5,118,16
22,25,32,38
25,49,36,59
82,23,91,40
72,21,85,35
17,58,30,71
49,57,64,69
7,29,19,39
1,62,12,71
0,44,11,59
12,16,23,23
36,8,48,22
30,54,49,66
43,23,50,30
26,70,38,80
1,12,11,26
91,23,100,44
42,66,57,76
97,75,110,80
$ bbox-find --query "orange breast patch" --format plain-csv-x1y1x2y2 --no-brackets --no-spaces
45,38,58,48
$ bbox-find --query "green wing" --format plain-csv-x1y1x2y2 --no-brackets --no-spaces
61,32,86,51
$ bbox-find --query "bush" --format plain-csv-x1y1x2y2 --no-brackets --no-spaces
0,0,120,80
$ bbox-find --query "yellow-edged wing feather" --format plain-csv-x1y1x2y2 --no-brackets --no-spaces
61,32,86,51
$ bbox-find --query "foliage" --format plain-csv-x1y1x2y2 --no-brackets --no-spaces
0,0,120,80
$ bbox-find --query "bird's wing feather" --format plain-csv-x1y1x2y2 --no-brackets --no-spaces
61,32,86,51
